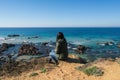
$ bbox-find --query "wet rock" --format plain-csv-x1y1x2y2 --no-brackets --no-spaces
0,57,6,63
2,43,15,48
105,42,114,45
32,36,39,38
46,41,56,48
97,42,115,46
27,36,39,39
8,34,20,37
41,42,49,46
74,45,88,54
118,45,120,48
68,43,76,49
0,43,15,53
18,44,41,56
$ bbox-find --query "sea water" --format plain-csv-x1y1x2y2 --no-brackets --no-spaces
0,27,120,44
0,27,120,61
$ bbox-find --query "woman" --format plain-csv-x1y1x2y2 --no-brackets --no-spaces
55,32,68,60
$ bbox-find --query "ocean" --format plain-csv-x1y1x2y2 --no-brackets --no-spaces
0,27,120,62
0,27,120,44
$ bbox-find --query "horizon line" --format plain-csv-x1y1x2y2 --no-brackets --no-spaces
0,26,120,28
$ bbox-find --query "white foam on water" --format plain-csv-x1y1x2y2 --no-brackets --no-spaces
0,37,5,40
72,48,77,50
8,38,15,41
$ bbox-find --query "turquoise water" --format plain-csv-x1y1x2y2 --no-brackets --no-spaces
0,27,120,44
0,27,120,62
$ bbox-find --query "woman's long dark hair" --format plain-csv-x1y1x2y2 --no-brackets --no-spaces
56,32,67,42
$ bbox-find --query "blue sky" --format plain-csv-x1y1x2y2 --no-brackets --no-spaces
0,0,120,27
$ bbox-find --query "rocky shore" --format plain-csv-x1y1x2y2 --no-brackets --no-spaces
0,54,120,80
0,40,120,63
18,44,41,56
0,40,120,80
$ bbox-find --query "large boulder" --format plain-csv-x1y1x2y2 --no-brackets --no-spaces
18,44,41,56
74,45,88,54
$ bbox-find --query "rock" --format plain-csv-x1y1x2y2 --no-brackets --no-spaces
78,57,87,64
118,45,120,48
18,44,41,56
2,43,15,47
27,36,39,39
74,45,88,54
107,58,115,61
32,36,39,38
0,57,6,62
0,43,15,53
105,42,114,45
115,58,120,64
8,34,20,37
46,41,56,48
97,42,114,46
68,43,76,49
41,42,49,46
